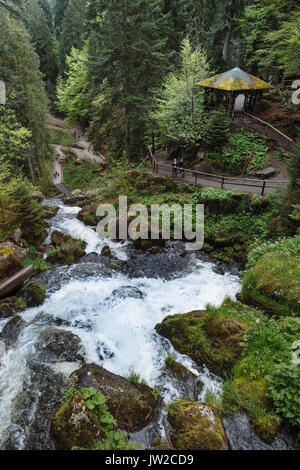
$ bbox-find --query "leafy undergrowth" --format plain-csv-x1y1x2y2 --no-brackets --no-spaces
203,129,270,176
22,246,52,271
50,128,76,147
222,310,300,442
63,159,105,191
65,387,141,450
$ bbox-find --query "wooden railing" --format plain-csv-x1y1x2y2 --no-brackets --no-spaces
242,112,294,152
149,150,289,196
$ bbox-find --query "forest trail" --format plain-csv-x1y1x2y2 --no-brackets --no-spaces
48,114,105,192
47,114,105,164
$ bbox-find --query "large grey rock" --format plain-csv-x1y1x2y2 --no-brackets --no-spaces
0,315,25,347
72,363,161,432
251,167,277,179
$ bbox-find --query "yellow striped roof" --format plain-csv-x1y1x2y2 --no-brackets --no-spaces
196,67,273,91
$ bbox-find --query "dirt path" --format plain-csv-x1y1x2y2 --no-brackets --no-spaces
48,114,105,165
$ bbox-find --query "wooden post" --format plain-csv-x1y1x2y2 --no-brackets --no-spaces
221,177,225,189
261,181,266,196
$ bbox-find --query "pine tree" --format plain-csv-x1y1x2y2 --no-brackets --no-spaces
59,0,86,71
0,14,49,172
14,181,45,243
88,0,171,160
203,110,230,152
23,0,58,83
53,0,69,36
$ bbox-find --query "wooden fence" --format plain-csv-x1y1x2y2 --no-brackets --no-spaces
149,150,289,196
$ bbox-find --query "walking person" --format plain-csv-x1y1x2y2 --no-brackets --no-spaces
179,159,186,179
172,159,178,178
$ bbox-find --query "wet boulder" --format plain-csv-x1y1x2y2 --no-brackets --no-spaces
21,282,46,307
0,300,13,319
130,219,166,251
51,393,106,450
155,310,245,377
165,360,204,401
0,315,26,347
77,203,100,227
0,297,26,318
37,328,84,363
168,401,229,450
72,363,161,432
101,246,112,258
64,190,91,207
47,231,86,265
43,205,59,219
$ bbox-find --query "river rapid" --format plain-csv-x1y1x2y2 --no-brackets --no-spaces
0,200,294,450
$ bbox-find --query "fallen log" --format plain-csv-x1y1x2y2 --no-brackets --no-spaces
0,266,35,299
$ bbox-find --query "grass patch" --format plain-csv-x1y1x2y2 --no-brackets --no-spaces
241,237,300,316
127,372,148,387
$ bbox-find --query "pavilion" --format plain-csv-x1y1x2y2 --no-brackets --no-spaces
195,66,273,116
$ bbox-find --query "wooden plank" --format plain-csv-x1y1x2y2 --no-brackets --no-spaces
0,266,35,298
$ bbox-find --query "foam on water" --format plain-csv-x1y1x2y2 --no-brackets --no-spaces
43,199,129,260
0,200,241,448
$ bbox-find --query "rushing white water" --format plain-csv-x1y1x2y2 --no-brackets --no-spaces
43,199,129,260
0,200,241,449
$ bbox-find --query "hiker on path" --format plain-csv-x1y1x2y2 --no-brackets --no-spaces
179,159,186,179
172,159,178,178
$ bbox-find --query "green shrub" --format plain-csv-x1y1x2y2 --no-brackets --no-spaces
267,363,300,427
50,129,76,147
223,129,269,176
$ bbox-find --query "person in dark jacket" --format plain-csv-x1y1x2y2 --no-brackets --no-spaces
172,159,178,178
178,159,186,178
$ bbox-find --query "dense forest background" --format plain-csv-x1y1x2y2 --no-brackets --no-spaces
1,0,300,164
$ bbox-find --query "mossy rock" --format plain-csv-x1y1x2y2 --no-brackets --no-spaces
0,301,13,319
168,401,228,450
200,189,246,215
72,364,161,432
50,230,86,250
231,377,282,443
47,238,86,265
51,393,106,450
155,311,245,377
165,360,204,401
77,203,100,227
43,206,59,219
101,246,112,257
21,282,46,307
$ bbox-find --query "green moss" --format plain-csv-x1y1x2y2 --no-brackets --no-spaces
15,297,27,312
21,282,46,307
168,401,228,450
155,303,246,377
241,240,300,317
51,393,106,450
